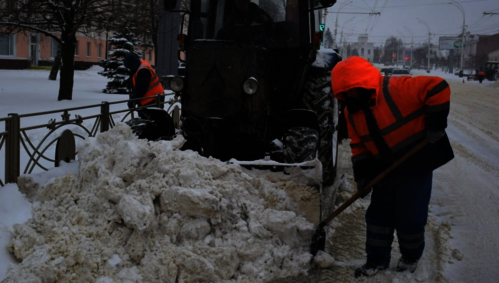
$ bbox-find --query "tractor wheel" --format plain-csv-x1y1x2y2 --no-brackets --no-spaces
301,67,341,186
283,127,319,163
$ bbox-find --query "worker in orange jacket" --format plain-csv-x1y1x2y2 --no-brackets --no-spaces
478,68,486,83
123,52,164,118
331,56,454,277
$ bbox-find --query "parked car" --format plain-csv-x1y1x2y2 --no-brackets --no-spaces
390,69,412,76
380,67,394,76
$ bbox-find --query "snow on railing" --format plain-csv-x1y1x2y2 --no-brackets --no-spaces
0,93,179,186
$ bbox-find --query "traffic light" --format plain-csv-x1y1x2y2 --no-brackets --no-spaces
319,24,325,46
405,56,409,61
392,53,395,59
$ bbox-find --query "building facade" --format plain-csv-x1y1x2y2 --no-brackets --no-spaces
489,49,499,62
464,32,499,68
0,31,156,70
351,34,374,62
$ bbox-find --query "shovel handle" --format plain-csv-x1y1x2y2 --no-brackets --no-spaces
318,138,429,228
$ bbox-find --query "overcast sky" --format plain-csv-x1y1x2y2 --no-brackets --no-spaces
325,0,499,47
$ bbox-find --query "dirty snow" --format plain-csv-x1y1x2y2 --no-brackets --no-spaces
2,124,320,282
317,66,499,282
1,63,499,282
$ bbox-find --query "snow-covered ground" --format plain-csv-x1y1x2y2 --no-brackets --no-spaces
1,64,499,282
323,64,499,282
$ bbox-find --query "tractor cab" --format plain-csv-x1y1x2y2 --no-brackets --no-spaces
163,0,343,185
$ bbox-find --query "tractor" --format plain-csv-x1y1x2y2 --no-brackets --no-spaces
163,0,346,186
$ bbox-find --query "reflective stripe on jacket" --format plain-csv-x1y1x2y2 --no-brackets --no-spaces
347,75,450,161
331,56,454,184
132,60,164,105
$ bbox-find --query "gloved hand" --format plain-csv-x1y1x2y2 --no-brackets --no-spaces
127,100,135,109
356,179,372,198
427,130,445,144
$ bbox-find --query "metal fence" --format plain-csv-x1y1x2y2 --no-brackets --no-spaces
0,94,180,186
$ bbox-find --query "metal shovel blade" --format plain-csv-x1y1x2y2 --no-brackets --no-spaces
310,225,326,256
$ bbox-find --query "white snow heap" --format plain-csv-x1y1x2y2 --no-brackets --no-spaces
5,123,317,283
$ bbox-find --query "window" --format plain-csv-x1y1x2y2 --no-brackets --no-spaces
0,33,14,56
361,48,364,55
189,0,299,47
86,42,91,56
98,43,102,58
368,49,371,55
51,38,59,58
149,50,152,61
75,41,79,56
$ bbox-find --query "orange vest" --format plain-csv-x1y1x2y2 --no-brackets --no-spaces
132,60,164,105
331,56,451,163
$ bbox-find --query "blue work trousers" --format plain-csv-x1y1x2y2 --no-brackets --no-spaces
365,172,433,266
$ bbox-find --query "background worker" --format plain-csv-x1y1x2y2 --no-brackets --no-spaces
330,56,454,278
123,52,164,118
478,67,486,83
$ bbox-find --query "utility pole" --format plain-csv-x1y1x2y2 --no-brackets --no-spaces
404,26,414,69
418,18,432,72
449,1,466,72
427,32,431,71
340,30,344,57
397,41,399,66
397,31,406,67
323,8,328,47
333,1,352,49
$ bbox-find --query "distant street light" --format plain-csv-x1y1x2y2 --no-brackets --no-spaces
339,17,356,58
332,1,353,49
404,26,414,68
448,1,466,71
417,18,432,72
397,31,407,67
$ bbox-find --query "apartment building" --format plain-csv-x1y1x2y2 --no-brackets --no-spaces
0,31,156,70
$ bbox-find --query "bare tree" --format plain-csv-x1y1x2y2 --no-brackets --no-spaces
109,0,164,66
0,0,113,100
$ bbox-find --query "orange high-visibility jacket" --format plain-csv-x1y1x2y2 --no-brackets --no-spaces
132,60,164,105
331,56,454,184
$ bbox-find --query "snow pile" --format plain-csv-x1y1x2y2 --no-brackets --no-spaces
4,123,317,283
487,79,499,88
0,184,33,279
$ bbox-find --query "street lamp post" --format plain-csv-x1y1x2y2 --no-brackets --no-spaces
333,1,353,49
397,31,407,67
404,26,414,69
339,17,355,57
448,1,466,72
418,18,432,72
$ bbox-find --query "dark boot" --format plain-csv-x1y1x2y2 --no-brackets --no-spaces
354,262,389,278
396,256,419,273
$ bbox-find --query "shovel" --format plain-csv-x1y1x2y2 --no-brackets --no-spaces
310,138,429,256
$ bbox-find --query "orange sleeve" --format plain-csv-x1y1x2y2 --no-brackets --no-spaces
396,76,451,130
345,110,376,181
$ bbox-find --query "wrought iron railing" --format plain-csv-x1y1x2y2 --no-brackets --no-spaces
0,94,180,186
